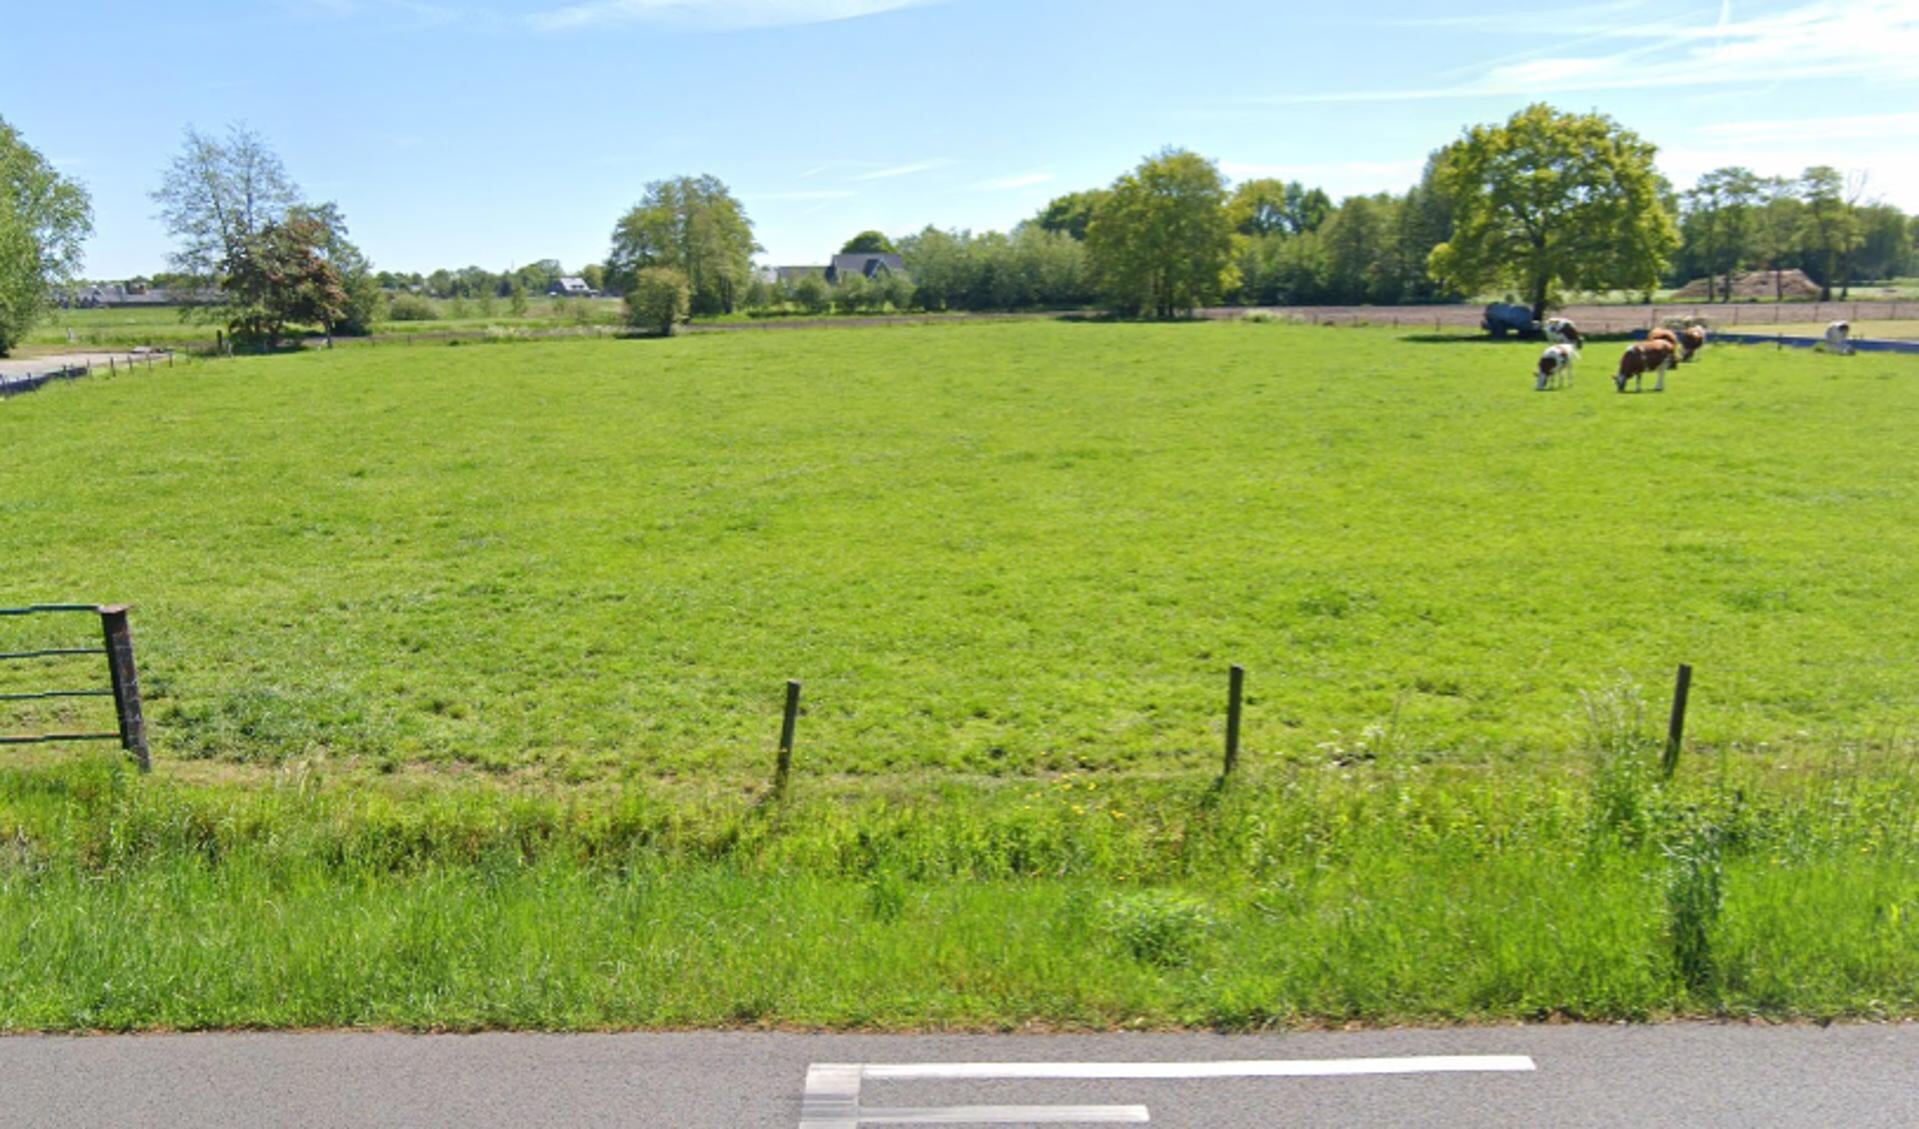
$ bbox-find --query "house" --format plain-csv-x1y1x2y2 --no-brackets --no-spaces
547,277,598,298
772,266,828,285
824,253,905,284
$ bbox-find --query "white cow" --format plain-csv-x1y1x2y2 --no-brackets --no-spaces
1823,320,1854,355
1535,343,1578,391
1544,317,1583,347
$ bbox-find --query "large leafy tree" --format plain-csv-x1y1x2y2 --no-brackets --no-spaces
840,230,895,254
1033,190,1110,241
1427,104,1677,322
1681,166,1761,302
221,208,351,349
153,125,302,285
153,125,376,338
607,175,759,316
1796,166,1862,300
0,116,93,357
1086,148,1234,319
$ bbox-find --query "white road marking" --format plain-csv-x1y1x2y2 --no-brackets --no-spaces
800,1055,1534,1126
856,1106,1150,1124
862,1055,1537,1081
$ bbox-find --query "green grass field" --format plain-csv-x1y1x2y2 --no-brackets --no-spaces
2,321,1916,1029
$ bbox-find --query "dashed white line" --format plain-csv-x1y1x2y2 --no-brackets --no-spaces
800,1055,1534,1126
862,1055,1538,1081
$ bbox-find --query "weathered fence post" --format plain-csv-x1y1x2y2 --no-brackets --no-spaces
1223,664,1245,778
774,679,801,797
98,605,150,773
1662,663,1692,780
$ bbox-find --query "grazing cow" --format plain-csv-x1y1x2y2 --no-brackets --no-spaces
1678,325,1708,361
1647,326,1680,351
1615,339,1677,393
1823,320,1853,355
1535,343,1578,391
1544,317,1583,347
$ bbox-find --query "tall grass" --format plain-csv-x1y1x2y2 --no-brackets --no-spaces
0,741,1912,1030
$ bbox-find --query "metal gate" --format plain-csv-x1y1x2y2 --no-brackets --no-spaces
0,604,150,772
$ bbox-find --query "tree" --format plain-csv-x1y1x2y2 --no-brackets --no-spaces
153,125,302,286
1086,148,1234,318
1796,166,1862,300
153,126,376,336
607,175,759,316
840,230,895,254
624,266,690,336
0,116,93,357
580,263,607,293
1427,104,1677,323
1750,177,1804,301
1034,190,1109,241
1681,167,1760,302
792,273,829,315
221,209,350,349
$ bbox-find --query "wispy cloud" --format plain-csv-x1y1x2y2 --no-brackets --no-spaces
746,189,858,201
531,0,936,32
1692,110,1919,143
970,172,1053,191
1261,0,1919,104
850,159,955,181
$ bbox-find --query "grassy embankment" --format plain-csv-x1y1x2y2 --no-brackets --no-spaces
2,322,1915,1029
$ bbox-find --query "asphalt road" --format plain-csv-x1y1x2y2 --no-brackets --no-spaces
0,1024,1914,1127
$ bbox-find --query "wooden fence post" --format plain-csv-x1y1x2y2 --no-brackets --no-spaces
98,605,149,773
1223,665,1245,778
775,679,801,796
1662,663,1692,780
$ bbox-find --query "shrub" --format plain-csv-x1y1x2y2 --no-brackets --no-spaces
793,274,829,315
387,293,437,321
625,267,691,337
832,274,870,315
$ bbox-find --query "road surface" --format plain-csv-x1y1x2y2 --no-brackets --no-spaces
0,1024,1913,1127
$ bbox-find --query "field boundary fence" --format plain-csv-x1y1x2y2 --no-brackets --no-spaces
0,351,174,402
0,605,149,772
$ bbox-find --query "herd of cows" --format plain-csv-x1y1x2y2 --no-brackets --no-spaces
1530,318,1858,394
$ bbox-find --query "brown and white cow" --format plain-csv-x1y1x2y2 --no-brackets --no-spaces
1544,317,1583,347
1678,325,1707,361
1615,339,1677,393
1647,326,1681,352
1535,343,1577,391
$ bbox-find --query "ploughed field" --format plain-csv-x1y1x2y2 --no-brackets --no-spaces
0,321,1915,1030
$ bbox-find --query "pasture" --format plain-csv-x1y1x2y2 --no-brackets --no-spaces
1,321,1915,1029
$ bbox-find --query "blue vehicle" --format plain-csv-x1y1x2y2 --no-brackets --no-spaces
1481,303,1539,338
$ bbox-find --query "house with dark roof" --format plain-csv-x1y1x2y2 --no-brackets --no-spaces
825,253,905,284
772,265,828,285
547,277,598,298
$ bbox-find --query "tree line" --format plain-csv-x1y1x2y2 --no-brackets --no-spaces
4,106,1917,356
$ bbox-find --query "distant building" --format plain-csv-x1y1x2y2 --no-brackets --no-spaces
69,283,220,308
772,266,828,285
825,253,905,284
547,277,599,298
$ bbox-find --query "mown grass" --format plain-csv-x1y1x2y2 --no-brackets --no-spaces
3,320,1917,1028
4,322,1916,777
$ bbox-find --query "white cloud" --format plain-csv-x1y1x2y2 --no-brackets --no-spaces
531,0,935,32
850,159,955,181
1262,0,1919,104
1691,111,1919,143
970,172,1054,191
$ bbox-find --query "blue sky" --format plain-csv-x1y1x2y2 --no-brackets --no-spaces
5,0,1917,278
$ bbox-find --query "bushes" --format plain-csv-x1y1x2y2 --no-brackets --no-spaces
624,267,691,337
386,293,437,321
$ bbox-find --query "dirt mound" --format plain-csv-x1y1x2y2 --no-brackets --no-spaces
1672,269,1822,301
